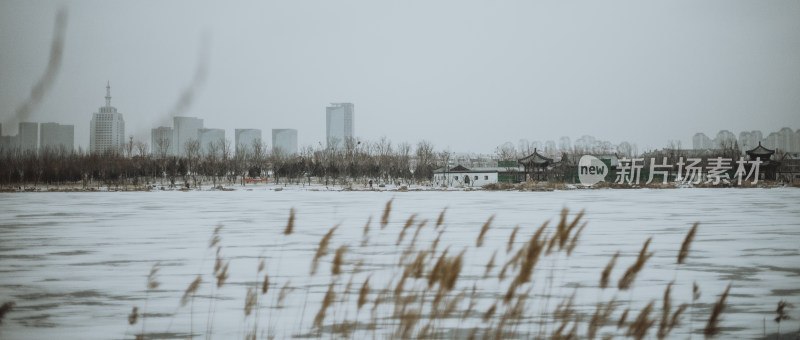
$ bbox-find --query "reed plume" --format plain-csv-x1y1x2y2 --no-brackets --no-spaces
244,287,257,316
476,215,494,247
216,262,230,288
600,251,619,289
396,214,417,245
361,216,372,247
587,298,617,340
507,226,519,253
618,308,630,329
627,301,655,340
380,198,393,229
313,282,336,330
261,274,269,294
283,207,295,235
657,282,674,339
332,245,348,276
127,306,138,325
311,225,338,275
483,302,497,323
435,207,447,229
147,263,161,290
209,223,223,248
566,221,587,256
618,237,653,291
678,222,698,265
484,250,497,278
357,276,371,310
409,219,427,248
181,275,202,307
703,284,731,337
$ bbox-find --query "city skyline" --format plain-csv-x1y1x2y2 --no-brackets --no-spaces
1,1,798,154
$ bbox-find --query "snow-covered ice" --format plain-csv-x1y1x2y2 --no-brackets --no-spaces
0,188,799,339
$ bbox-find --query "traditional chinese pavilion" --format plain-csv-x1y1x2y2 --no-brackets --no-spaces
518,148,553,181
745,142,779,180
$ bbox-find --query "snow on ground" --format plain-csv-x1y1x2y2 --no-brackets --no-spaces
0,188,799,339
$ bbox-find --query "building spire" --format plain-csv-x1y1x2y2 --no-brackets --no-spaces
105,81,111,107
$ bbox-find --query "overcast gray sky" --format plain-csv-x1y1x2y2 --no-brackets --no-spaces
1,0,798,154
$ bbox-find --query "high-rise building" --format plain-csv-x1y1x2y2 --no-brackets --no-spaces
235,129,262,155
777,127,793,152
90,82,125,153
40,122,74,152
326,102,354,148
151,126,174,156
198,128,225,156
692,133,711,150
272,129,298,155
18,122,38,153
173,116,203,156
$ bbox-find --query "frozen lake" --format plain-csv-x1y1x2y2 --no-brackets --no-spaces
1,188,799,339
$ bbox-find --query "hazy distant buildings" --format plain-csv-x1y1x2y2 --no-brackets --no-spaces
173,116,203,156
151,126,174,156
692,133,712,149
714,130,736,148
738,130,762,152
326,103,354,148
272,129,298,155
18,122,39,152
90,83,125,153
235,129,261,154
198,128,225,156
40,122,74,151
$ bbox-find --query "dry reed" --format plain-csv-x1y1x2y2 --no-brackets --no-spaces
507,226,519,253
618,237,653,291
600,251,620,290
311,225,338,275
181,275,202,307
283,207,295,235
380,198,393,229
332,245,348,276
476,215,494,247
703,284,731,337
678,222,698,265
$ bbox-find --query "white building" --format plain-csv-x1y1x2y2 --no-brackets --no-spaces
198,128,225,156
90,83,125,153
433,165,524,187
272,129,298,155
173,116,203,156
40,122,74,152
326,102,354,148
151,126,174,156
235,129,262,155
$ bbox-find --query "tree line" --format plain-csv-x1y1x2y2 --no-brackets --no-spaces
0,137,444,189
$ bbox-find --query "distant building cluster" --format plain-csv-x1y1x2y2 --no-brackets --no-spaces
0,121,74,153
3,81,356,156
693,128,800,152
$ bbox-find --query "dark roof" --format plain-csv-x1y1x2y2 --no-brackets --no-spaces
518,149,553,166
746,142,775,156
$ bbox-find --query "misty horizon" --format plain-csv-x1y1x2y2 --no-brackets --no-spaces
1,1,799,154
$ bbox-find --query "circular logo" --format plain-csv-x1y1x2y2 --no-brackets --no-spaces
578,155,608,186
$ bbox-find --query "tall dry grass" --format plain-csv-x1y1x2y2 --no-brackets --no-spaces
122,200,754,340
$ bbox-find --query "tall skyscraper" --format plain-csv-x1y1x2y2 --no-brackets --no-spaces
235,129,262,155
326,102,354,148
173,116,203,156
40,122,74,151
151,126,174,156
18,122,38,153
272,129,298,155
198,128,225,156
90,82,125,153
